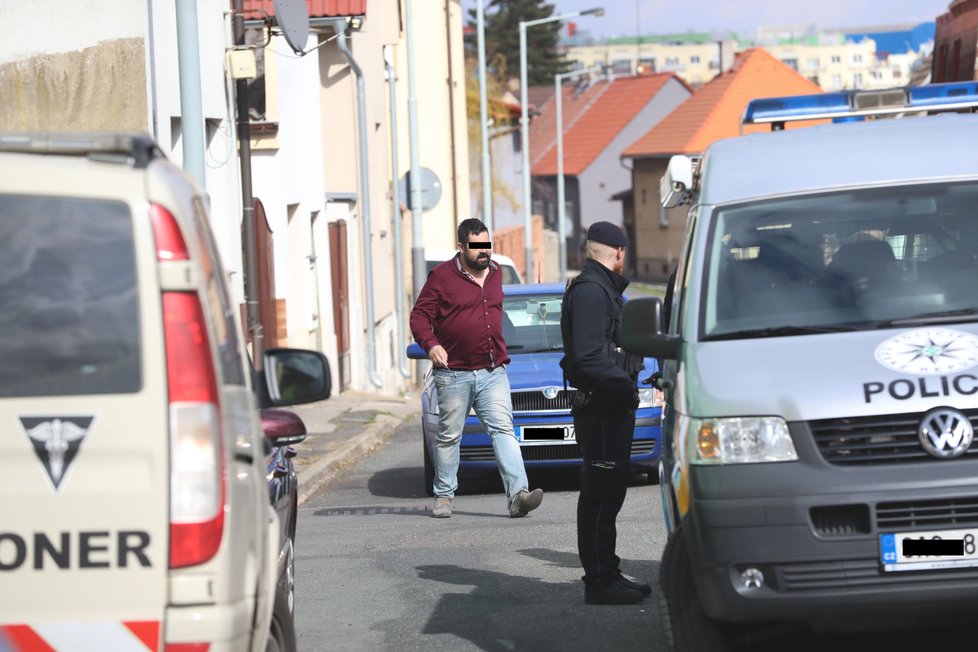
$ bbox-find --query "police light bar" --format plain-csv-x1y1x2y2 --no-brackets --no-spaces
742,81,978,129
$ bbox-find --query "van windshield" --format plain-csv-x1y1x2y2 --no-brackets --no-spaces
701,182,978,339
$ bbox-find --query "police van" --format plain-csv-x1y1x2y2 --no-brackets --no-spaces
619,82,978,649
0,133,330,651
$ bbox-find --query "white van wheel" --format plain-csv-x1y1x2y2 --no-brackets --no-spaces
659,528,730,651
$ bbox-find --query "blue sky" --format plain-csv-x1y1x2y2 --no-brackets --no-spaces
461,0,950,38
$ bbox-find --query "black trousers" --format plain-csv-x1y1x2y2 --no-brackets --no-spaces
574,393,637,589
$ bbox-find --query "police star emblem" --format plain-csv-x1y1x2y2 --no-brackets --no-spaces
19,416,94,491
875,328,978,376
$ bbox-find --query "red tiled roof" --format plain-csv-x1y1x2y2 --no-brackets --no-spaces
622,49,825,158
531,74,677,177
528,79,609,169
242,0,366,19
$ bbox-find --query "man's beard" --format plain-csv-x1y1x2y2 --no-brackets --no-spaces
467,252,491,270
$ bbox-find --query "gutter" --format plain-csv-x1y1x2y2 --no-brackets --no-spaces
385,45,412,379
331,19,383,389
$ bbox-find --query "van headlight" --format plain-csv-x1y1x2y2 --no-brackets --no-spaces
687,416,797,465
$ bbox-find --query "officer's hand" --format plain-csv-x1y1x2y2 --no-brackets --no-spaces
428,345,449,368
630,389,640,410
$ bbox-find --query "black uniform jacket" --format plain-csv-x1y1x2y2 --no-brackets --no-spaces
561,258,634,392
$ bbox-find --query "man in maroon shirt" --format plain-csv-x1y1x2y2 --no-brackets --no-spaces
410,219,544,518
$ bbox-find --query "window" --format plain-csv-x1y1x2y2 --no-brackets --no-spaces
781,58,799,71
638,57,656,73
665,57,679,66
191,197,245,385
870,70,883,80
0,196,141,397
701,182,978,339
831,55,841,64
854,73,863,86
612,59,632,74
832,74,842,88
853,54,863,64
807,57,820,69
690,55,701,64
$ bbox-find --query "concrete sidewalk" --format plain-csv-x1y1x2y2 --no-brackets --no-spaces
288,390,419,505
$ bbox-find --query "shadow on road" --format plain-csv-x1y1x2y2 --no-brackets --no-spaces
413,563,661,651
366,461,654,500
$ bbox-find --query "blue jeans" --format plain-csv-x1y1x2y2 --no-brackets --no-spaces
431,366,528,505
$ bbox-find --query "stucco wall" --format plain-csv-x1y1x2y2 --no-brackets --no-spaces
0,38,147,131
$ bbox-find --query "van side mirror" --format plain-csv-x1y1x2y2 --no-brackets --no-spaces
261,348,332,406
620,297,680,360
660,155,693,208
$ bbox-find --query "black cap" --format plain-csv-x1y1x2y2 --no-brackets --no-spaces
586,221,629,248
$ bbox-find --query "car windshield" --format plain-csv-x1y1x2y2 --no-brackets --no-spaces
702,181,978,339
502,293,564,353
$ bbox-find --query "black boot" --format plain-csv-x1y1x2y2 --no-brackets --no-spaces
584,581,644,605
618,575,652,596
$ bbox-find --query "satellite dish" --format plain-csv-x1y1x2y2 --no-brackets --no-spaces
399,167,442,213
272,0,310,54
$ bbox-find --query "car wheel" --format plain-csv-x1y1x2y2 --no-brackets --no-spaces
423,432,435,497
659,527,730,651
266,586,297,652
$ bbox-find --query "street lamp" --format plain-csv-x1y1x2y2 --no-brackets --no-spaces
555,66,601,282
519,7,603,281
476,0,492,230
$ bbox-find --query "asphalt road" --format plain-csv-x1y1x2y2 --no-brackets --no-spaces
294,418,978,651
295,418,668,651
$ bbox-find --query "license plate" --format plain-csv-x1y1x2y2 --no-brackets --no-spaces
880,528,978,572
521,425,575,443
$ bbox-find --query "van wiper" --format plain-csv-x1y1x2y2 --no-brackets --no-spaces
881,308,978,327
704,324,858,341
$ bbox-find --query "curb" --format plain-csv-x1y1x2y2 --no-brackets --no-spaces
296,413,403,506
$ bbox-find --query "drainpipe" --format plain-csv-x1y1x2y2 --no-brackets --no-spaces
406,0,425,306
175,0,206,189
334,20,383,389
386,46,412,379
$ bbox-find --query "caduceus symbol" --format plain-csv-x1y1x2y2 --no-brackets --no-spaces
27,418,87,487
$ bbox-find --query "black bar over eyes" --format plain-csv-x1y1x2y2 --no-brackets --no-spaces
467,242,491,249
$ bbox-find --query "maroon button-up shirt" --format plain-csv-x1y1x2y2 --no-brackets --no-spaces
409,254,510,371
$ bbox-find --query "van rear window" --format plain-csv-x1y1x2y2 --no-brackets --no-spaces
0,195,141,397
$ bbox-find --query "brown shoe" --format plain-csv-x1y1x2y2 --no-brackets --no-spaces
432,496,453,518
509,488,544,517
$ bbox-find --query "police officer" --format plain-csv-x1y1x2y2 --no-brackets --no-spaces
560,221,648,605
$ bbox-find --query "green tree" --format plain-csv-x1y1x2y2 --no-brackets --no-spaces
469,0,568,87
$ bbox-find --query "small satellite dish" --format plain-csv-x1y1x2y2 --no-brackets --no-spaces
272,0,310,54
399,167,442,213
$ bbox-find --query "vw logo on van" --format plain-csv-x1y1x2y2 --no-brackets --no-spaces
918,408,974,459
543,387,559,400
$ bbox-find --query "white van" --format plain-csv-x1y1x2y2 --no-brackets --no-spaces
621,83,978,649
0,133,329,651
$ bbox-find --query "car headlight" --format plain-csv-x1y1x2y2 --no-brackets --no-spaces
637,388,663,408
687,416,797,465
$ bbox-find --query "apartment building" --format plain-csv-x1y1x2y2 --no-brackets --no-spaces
566,23,934,91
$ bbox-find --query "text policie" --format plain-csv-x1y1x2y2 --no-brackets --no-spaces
863,373,978,404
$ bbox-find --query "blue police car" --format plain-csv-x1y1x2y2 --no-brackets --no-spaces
408,282,662,494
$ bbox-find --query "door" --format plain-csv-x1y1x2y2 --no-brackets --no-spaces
329,220,351,391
